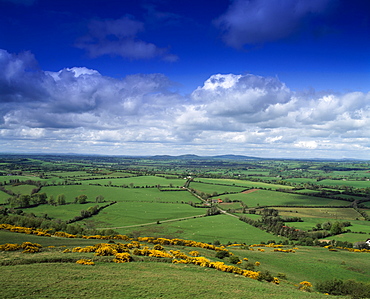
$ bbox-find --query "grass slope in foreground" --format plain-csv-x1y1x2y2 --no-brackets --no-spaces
1,262,330,299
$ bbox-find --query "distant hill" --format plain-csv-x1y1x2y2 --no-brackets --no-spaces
150,154,261,161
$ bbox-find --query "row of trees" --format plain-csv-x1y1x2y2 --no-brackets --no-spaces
239,208,353,244
6,193,106,209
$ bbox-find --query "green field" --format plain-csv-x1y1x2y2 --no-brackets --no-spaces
0,190,9,204
276,207,363,221
218,190,350,208
315,179,370,189
41,185,197,204
324,232,370,244
80,175,187,188
189,181,247,195
84,201,204,229
195,178,294,190
114,214,286,244
4,184,36,195
20,203,105,221
232,245,370,284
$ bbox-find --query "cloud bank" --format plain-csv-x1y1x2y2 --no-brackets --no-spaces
0,49,369,158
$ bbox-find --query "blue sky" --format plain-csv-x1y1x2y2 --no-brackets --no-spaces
0,0,369,159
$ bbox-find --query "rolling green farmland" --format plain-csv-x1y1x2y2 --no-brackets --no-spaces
1,155,370,298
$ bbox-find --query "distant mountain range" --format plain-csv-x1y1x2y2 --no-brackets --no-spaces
151,154,263,160
0,152,365,162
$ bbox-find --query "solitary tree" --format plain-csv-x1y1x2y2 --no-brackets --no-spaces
75,194,87,204
57,194,66,205
95,195,104,203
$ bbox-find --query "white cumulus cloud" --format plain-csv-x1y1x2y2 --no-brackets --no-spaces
1,48,370,158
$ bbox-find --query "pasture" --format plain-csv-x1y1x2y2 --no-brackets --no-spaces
0,190,9,204
86,201,204,229
41,184,197,204
218,190,350,208
79,175,187,188
21,203,105,221
188,181,247,195
4,184,36,195
276,207,363,221
114,214,286,245
194,178,294,190
232,245,370,284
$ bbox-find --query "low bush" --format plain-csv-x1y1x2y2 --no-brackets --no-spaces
316,279,370,298
215,250,229,259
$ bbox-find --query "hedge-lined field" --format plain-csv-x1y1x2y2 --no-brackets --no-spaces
41,185,197,204
218,190,350,207
189,181,248,194
86,202,205,228
195,178,294,190
20,203,105,221
79,175,187,187
276,207,363,220
113,214,286,245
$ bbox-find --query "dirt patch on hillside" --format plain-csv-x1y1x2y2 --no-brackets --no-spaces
242,189,259,194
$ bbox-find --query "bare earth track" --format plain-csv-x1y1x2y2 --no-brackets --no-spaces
242,189,259,194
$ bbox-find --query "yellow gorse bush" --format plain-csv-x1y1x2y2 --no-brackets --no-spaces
0,243,21,251
113,252,132,263
0,242,42,253
299,281,313,292
76,259,95,265
172,257,263,281
189,250,199,257
273,248,295,253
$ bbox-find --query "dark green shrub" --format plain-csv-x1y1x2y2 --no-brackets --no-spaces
229,255,241,264
277,272,287,280
316,279,370,298
243,262,255,271
257,270,274,282
215,250,229,259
